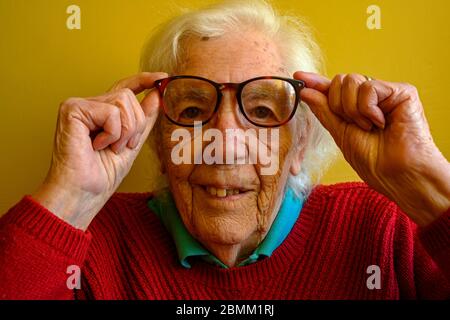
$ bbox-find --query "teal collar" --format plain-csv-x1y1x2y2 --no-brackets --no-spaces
147,187,304,268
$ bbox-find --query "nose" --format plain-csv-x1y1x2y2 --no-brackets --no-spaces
209,90,243,132
205,91,249,164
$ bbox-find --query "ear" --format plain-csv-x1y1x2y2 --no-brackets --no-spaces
289,143,306,176
289,117,310,176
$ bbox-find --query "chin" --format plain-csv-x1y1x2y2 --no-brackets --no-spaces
192,217,255,247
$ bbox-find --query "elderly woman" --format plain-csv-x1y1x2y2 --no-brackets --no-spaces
0,1,449,300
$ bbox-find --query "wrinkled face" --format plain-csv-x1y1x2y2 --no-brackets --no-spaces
158,31,305,251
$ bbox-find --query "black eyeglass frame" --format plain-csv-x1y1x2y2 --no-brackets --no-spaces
154,75,306,128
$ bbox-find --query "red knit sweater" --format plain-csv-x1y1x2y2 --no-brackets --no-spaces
0,182,448,300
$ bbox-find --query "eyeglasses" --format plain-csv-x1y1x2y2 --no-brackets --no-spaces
154,75,305,128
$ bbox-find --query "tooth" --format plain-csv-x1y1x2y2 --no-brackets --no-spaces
233,189,239,195
206,187,216,196
226,189,233,196
216,188,226,197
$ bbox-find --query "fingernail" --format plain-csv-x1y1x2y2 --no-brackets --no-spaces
114,143,125,154
359,118,373,131
128,134,141,149
372,112,386,129
374,119,385,129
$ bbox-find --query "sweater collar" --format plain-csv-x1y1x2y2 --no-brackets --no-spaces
147,187,303,268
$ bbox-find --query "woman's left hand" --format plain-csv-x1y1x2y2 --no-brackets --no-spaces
294,71,450,226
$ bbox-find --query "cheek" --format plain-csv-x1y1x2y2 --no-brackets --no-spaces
160,123,196,222
254,126,294,183
160,122,195,177
255,126,295,231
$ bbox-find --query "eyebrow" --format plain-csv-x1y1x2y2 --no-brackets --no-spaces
171,87,214,102
242,86,277,100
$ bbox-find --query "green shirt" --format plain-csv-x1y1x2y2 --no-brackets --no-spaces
147,187,304,268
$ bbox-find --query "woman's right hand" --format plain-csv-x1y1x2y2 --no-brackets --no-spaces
32,72,168,230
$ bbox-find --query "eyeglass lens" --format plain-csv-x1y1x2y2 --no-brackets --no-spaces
162,77,297,127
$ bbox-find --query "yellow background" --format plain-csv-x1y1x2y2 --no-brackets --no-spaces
1,0,449,214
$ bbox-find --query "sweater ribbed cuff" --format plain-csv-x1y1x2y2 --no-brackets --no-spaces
1,195,92,261
418,208,450,256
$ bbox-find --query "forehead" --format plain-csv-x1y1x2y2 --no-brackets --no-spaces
177,31,288,83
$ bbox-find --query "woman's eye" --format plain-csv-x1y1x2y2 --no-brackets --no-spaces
180,107,202,119
252,106,273,119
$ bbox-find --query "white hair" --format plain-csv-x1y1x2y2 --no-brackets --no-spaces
140,0,337,197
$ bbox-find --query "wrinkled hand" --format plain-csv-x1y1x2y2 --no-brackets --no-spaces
295,71,450,226
33,72,168,230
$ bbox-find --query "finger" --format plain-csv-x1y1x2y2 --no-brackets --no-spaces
342,74,373,131
125,89,163,150
140,87,162,122
125,92,147,149
126,103,160,153
124,87,163,150
100,89,137,154
127,132,142,150
92,86,154,125
109,72,168,95
300,87,343,137
358,80,398,129
328,74,351,122
293,71,331,93
127,103,147,149
69,99,122,151
92,83,162,150
128,114,155,152
92,110,121,151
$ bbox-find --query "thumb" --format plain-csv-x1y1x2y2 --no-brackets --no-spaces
294,71,343,134
140,88,161,119
294,71,331,93
132,88,161,148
